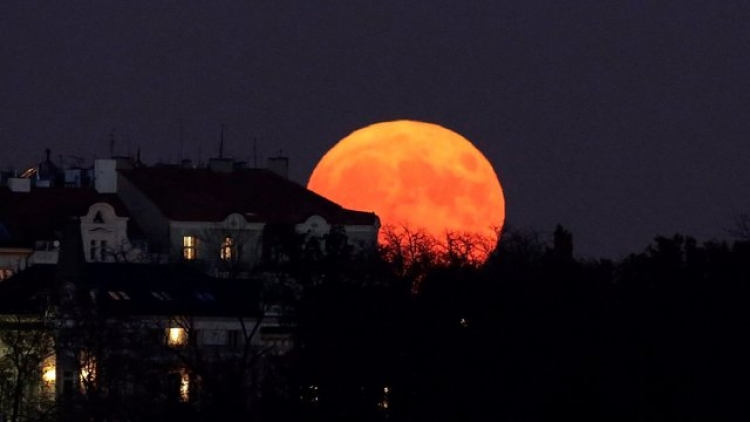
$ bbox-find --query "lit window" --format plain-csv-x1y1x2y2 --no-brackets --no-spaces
220,237,234,261
42,357,56,385
167,327,188,347
378,385,390,410
183,236,197,260
168,368,191,403
80,352,96,388
0,267,13,281
179,369,190,402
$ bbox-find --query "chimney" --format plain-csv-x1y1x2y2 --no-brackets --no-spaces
267,156,289,178
94,159,117,193
208,157,234,172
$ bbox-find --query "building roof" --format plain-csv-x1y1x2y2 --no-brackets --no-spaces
0,186,142,247
118,167,378,226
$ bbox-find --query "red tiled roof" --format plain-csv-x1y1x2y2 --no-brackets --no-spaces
118,167,378,226
0,186,140,245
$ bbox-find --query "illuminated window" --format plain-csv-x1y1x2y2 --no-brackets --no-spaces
80,352,96,389
168,369,191,403
0,267,13,281
167,327,188,347
220,237,234,261
183,236,197,260
41,357,56,385
179,369,190,402
378,385,390,410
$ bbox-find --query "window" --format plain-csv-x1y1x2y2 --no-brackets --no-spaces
167,369,190,403
227,330,243,349
167,328,188,347
183,236,197,260
201,330,227,346
42,357,56,384
80,351,96,389
107,291,130,300
0,267,13,281
220,236,234,261
89,240,108,262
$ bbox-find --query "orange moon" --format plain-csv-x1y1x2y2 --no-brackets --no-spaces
307,120,505,261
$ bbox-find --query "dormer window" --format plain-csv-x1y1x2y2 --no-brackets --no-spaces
89,239,108,262
220,237,234,261
183,236,197,260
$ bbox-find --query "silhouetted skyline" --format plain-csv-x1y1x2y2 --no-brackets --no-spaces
3,1,750,260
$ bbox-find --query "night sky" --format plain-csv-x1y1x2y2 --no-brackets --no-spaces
2,1,750,260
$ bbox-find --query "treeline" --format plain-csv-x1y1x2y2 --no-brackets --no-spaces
281,225,750,421
3,223,750,421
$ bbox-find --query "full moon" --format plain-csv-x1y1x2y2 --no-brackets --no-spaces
307,120,505,262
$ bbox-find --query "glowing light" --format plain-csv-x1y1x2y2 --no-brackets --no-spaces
183,236,197,260
379,385,391,410
220,237,234,260
167,327,188,346
179,369,190,402
42,360,56,383
80,352,96,388
308,120,505,263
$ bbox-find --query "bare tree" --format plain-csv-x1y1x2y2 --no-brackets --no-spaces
0,315,56,422
378,224,502,291
162,312,275,419
728,212,750,241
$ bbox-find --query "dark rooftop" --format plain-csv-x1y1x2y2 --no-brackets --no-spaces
0,187,142,247
118,167,378,226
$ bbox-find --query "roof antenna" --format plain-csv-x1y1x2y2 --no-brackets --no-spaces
219,123,225,159
109,128,115,157
179,120,184,163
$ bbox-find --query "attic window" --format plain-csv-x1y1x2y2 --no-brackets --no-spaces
195,292,215,302
108,291,130,300
93,211,104,223
151,291,172,301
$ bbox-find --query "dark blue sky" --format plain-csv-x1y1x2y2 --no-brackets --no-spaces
2,1,750,260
